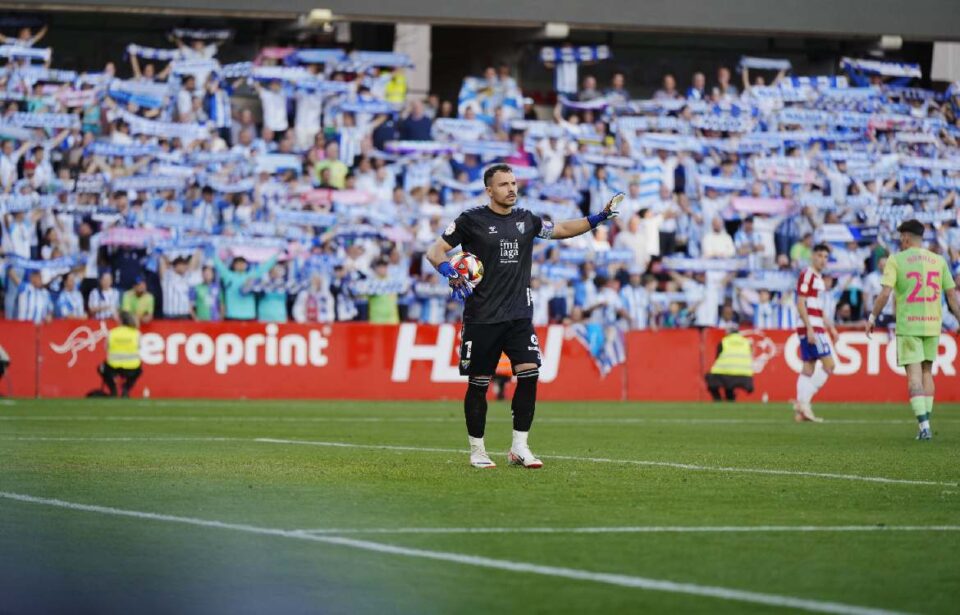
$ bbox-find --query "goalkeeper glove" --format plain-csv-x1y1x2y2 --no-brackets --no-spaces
437,261,473,303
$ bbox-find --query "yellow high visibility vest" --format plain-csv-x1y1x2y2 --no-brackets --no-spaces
709,333,753,377
384,73,407,104
107,326,141,369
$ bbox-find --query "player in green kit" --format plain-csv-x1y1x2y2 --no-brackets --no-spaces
866,219,960,440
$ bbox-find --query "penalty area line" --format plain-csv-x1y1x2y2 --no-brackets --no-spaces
0,491,905,615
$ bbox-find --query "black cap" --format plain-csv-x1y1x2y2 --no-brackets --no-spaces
897,219,925,236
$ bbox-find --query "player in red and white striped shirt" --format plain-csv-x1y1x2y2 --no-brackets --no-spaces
794,244,839,422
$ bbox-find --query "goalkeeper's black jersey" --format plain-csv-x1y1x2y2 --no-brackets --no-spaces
441,205,549,324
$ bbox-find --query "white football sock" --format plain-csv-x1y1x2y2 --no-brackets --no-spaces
512,430,528,450
810,366,829,392
468,436,485,451
796,374,815,404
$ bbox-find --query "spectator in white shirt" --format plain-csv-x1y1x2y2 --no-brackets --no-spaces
176,75,197,121
160,251,201,318
55,271,86,319
17,270,52,324
702,216,736,259
88,271,120,320
254,79,289,134
292,272,336,323
1,139,32,191
613,214,650,271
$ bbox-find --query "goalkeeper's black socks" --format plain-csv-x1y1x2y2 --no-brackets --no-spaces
511,368,539,432
465,376,491,438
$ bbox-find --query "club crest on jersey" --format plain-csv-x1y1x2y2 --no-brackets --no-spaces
516,222,525,233
488,226,498,234
461,359,471,369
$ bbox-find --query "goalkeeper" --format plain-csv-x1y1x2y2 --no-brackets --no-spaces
425,163,621,469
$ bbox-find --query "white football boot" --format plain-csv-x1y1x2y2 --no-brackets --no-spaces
793,401,823,423
507,447,543,469
469,437,496,469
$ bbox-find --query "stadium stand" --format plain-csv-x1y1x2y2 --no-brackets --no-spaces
1,25,959,335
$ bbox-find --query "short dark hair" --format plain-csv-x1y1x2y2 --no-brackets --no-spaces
483,164,513,187
813,243,831,254
897,219,925,237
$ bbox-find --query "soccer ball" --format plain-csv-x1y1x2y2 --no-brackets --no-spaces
449,252,484,285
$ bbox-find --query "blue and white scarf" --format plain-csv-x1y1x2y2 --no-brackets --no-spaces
251,65,313,83
385,141,456,155
90,142,160,158
558,95,609,111
112,175,187,192
206,177,256,194
350,277,409,295
221,62,253,79
8,112,79,129
431,118,489,141
739,56,792,72
661,257,749,272
348,51,412,68
840,58,921,79
145,211,206,230
458,140,516,158
171,28,231,41
275,209,337,227
290,49,347,65
0,45,50,62
338,99,399,115
118,109,210,141
126,44,182,61
0,123,34,141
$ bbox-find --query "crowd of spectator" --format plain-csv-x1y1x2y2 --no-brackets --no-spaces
1,25,959,334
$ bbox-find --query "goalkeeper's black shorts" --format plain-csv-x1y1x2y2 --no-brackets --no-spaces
458,318,542,376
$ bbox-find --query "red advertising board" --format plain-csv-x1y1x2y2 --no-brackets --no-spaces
625,330,704,401
19,320,960,402
37,320,624,400
0,320,38,398
702,328,960,403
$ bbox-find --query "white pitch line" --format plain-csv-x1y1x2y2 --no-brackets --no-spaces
256,438,959,488
293,525,960,535
3,435,954,488
0,491,906,615
0,436,244,442
0,415,941,425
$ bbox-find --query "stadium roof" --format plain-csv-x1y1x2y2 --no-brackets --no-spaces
7,0,960,41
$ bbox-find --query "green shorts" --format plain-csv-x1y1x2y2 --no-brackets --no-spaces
896,335,939,366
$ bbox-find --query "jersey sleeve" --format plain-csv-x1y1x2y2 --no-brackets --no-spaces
440,214,470,248
532,212,554,239
796,270,814,297
943,258,957,291
880,257,898,288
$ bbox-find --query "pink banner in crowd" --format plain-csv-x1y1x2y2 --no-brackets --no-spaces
730,197,797,216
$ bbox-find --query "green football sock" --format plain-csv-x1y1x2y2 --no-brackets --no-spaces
925,396,934,416
909,396,927,421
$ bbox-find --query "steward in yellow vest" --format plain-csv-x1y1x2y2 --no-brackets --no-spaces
705,329,755,402
98,311,143,398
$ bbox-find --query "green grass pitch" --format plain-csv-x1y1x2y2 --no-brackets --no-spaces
1,399,958,614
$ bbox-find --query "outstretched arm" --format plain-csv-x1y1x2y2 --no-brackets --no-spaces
548,193,622,240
